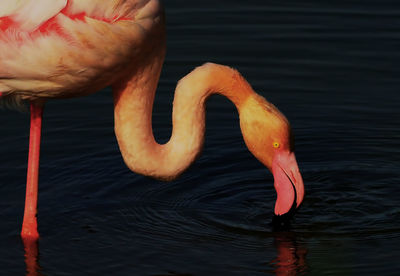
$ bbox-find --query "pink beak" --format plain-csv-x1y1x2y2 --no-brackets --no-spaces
271,151,305,216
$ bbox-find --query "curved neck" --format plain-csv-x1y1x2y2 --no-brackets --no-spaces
113,62,255,180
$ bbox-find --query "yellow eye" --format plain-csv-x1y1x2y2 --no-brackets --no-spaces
273,142,280,148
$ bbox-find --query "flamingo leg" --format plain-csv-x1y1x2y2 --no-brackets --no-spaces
21,101,44,240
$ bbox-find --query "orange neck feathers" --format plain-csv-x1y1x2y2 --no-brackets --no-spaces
113,61,256,180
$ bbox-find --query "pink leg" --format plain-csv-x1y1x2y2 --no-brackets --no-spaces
21,101,44,240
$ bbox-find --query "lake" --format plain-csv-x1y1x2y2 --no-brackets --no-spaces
0,0,399,275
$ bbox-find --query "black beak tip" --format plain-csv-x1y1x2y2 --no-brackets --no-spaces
272,213,292,231
271,203,297,231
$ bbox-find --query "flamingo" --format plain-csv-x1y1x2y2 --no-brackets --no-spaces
0,0,305,240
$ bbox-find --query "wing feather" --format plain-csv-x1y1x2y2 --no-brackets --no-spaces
0,0,67,32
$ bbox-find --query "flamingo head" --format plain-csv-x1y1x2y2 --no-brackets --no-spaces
239,94,304,218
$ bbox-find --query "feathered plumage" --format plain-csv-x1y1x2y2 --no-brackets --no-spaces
0,0,160,108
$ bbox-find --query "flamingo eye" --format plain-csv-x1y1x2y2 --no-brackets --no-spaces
273,142,280,148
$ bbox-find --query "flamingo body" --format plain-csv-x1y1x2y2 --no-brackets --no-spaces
0,0,160,103
0,0,305,240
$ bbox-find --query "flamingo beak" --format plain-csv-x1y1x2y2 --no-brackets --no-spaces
271,151,304,216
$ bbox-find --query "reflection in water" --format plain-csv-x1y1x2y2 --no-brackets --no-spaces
22,238,43,276
271,232,308,275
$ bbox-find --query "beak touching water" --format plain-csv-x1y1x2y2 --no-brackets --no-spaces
271,151,304,217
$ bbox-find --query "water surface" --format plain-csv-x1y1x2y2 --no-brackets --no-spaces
1,0,399,275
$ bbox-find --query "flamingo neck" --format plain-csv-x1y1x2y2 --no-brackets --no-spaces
113,62,255,180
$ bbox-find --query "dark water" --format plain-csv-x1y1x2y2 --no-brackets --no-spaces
1,0,400,275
